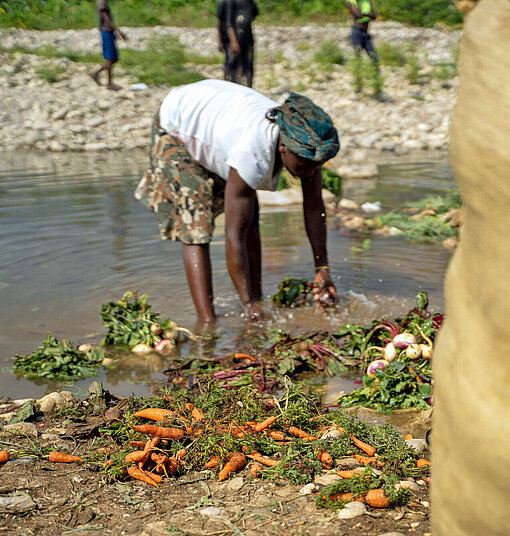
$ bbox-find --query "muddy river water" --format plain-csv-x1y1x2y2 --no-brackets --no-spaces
0,150,454,400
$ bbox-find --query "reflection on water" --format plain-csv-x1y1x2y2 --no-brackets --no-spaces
0,151,454,398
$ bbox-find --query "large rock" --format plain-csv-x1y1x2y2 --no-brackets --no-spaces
38,391,78,415
337,163,378,179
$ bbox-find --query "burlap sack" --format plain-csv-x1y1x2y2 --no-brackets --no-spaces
431,0,510,534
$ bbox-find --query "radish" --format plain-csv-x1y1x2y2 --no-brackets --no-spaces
393,332,417,349
383,342,397,362
367,359,389,376
150,323,162,335
413,323,434,360
405,344,422,360
162,321,196,343
154,338,175,356
131,343,153,354
420,344,433,360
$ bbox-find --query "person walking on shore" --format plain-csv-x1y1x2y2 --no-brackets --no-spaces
217,0,258,87
134,80,339,323
346,0,378,65
89,0,127,91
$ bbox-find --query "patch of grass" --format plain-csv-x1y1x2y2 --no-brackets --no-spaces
296,41,311,52
405,53,423,84
185,52,223,65
35,63,66,83
431,62,457,80
313,41,345,66
3,35,206,87
376,41,407,67
348,54,383,98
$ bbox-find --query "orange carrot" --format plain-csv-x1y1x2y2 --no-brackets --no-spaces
146,436,161,450
130,441,147,449
132,424,185,439
234,353,255,361
0,451,10,464
103,460,114,469
323,492,365,503
205,455,220,468
365,488,391,508
250,463,264,477
48,451,82,463
317,449,333,469
128,466,158,487
405,433,414,440
185,403,205,421
336,426,376,457
246,451,279,467
267,430,287,441
288,426,317,442
144,470,163,483
134,408,176,422
253,416,277,432
352,454,378,466
125,450,151,464
336,469,365,479
218,453,247,481
167,457,180,475
416,458,430,468
176,449,187,460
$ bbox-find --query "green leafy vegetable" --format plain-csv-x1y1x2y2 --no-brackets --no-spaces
13,333,104,381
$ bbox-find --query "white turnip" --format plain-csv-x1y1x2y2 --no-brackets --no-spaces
367,359,389,376
405,343,422,360
154,338,175,356
131,343,153,354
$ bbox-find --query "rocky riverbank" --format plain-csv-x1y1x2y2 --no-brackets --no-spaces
0,23,460,165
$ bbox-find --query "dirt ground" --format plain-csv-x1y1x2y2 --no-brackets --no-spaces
0,423,430,536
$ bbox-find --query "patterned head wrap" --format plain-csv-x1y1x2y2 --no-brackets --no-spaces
266,92,339,162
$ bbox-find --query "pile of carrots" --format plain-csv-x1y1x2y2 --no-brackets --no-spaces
108,398,426,510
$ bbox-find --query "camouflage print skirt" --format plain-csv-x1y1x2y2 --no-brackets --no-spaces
134,111,225,244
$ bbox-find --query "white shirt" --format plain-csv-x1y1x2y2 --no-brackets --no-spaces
159,79,281,191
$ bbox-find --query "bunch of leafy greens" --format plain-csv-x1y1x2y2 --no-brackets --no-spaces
100,290,172,349
271,277,314,306
339,360,432,414
13,332,104,381
374,188,463,243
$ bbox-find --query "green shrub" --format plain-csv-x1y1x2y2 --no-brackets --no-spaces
431,62,457,80
314,41,345,66
376,0,463,28
405,54,422,84
35,63,66,83
376,41,407,67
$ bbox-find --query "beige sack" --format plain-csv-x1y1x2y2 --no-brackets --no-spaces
432,0,510,534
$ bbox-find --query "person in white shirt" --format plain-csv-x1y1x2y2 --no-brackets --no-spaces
135,79,339,323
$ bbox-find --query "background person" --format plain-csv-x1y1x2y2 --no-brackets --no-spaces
346,0,378,65
134,80,339,323
89,0,127,91
224,0,259,87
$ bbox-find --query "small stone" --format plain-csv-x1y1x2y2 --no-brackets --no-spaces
38,391,77,415
4,422,37,438
377,533,406,536
87,116,105,128
320,428,342,440
421,500,430,507
83,142,108,151
299,483,321,495
200,507,228,521
410,522,420,528
397,480,420,493
417,479,426,486
0,493,36,514
337,501,366,519
442,236,458,250
405,438,428,453
335,457,360,470
314,473,341,486
225,476,244,492
338,198,360,211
